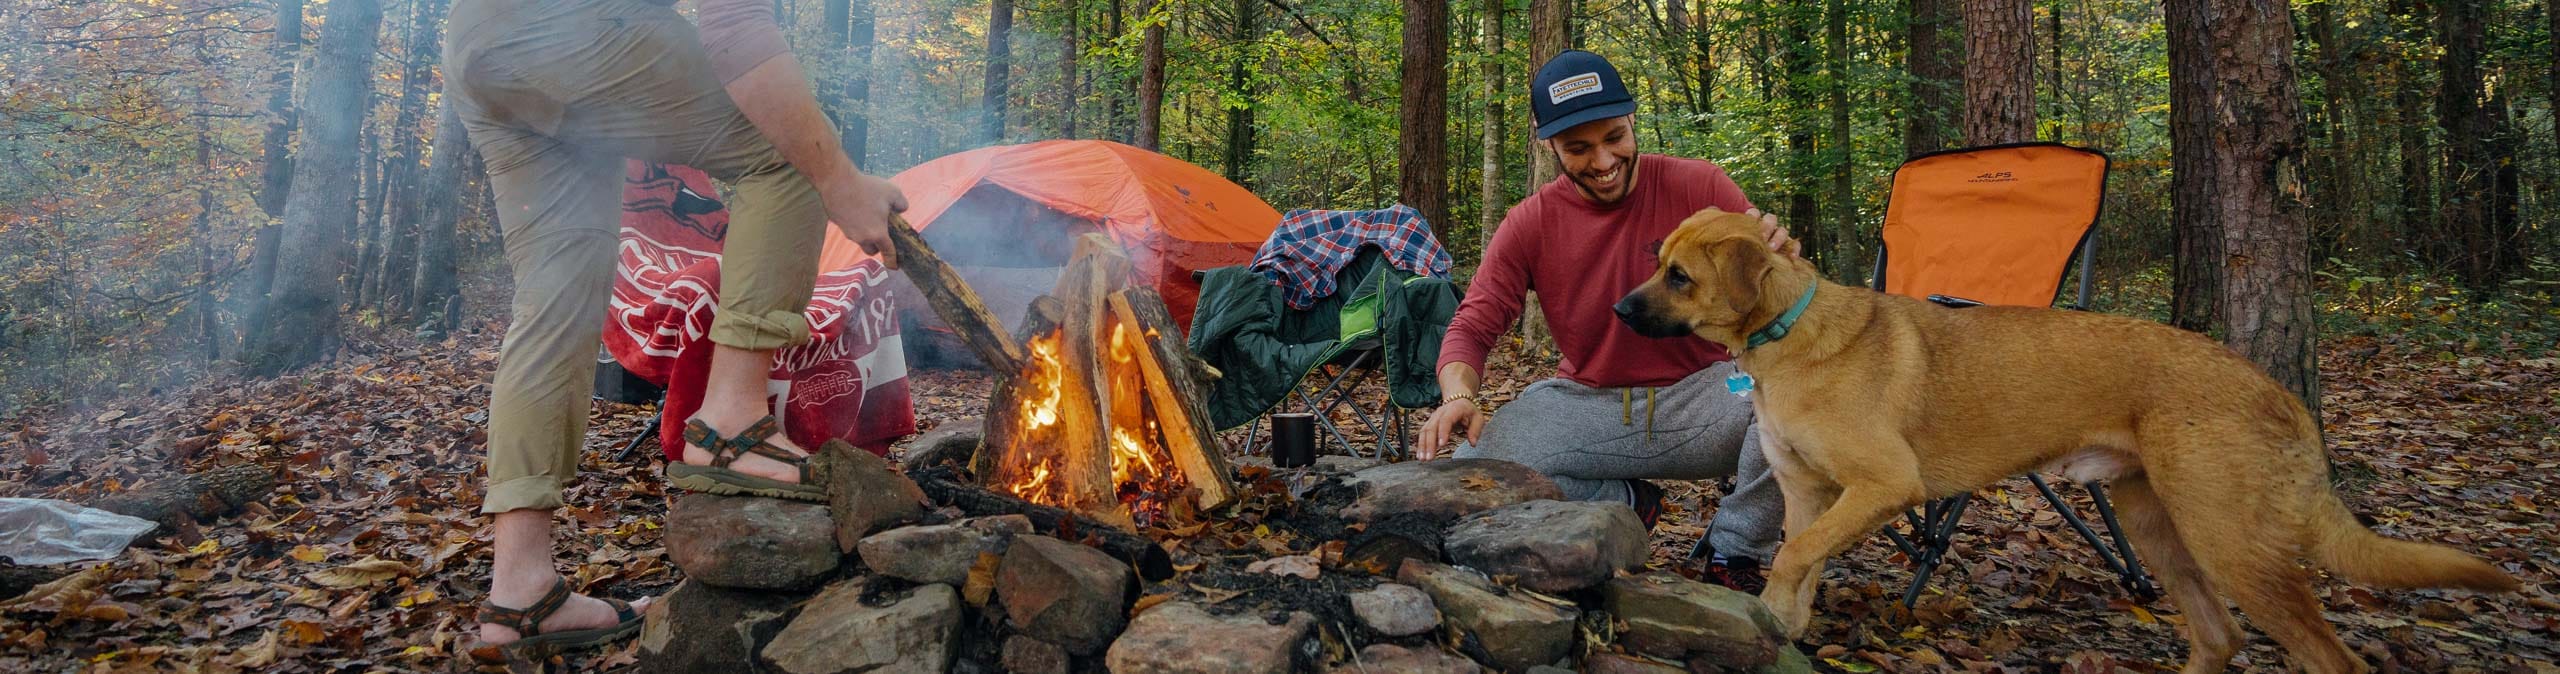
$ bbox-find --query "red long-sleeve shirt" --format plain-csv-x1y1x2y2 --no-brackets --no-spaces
1439,154,1757,388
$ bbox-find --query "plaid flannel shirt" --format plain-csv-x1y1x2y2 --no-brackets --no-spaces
1249,204,1454,309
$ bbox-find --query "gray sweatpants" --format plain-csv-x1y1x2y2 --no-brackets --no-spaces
1456,362,1783,562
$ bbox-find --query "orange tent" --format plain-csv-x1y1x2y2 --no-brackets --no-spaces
842,140,1282,363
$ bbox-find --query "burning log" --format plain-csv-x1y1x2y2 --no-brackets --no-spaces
1106,288,1238,510
910,467,1176,581
887,214,1026,374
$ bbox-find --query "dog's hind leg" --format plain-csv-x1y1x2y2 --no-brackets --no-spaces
2109,475,2243,674
2155,473,2367,674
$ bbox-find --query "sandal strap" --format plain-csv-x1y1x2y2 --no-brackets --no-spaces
604,597,639,624
481,577,574,635
682,420,742,468
684,416,810,480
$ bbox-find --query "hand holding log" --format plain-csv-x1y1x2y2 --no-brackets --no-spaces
887,214,1027,374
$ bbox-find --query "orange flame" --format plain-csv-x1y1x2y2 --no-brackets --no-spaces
998,322,1193,529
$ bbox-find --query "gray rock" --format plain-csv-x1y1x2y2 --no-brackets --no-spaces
663,494,838,591
1329,644,1482,674
760,580,962,674
1445,499,1648,593
1349,583,1439,637
1748,645,1815,674
857,515,1034,585
1104,602,1315,674
1339,458,1564,523
635,580,797,673
1233,454,1386,474
1585,653,1689,674
1001,637,1070,674
1527,666,1575,674
1395,560,1576,672
812,440,930,553
996,535,1132,654
1602,572,1788,668
899,416,984,469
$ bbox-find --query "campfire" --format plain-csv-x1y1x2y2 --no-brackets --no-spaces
896,224,1238,531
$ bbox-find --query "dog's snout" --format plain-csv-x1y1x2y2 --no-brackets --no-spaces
1611,296,1640,323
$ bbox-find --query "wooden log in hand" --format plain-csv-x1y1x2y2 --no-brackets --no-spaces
886,214,1026,374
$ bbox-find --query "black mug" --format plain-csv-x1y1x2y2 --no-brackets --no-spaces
1271,413,1316,468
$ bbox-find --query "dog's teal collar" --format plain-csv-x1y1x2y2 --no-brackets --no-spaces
1745,280,1818,349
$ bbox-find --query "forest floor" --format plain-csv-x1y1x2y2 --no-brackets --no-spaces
0,314,2554,672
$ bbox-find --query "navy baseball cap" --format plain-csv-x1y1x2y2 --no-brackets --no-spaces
1531,50,1637,139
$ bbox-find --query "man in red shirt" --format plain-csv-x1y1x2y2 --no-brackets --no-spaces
1416,50,1799,587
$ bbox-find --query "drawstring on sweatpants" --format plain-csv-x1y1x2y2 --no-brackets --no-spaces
1620,388,1659,443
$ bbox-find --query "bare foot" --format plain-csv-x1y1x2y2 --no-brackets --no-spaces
679,411,809,484
479,574,652,646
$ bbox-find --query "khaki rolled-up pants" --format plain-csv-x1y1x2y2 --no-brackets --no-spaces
446,0,826,513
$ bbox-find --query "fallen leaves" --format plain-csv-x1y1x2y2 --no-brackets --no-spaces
301,557,412,589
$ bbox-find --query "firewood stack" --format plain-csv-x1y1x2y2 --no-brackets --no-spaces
889,220,1237,530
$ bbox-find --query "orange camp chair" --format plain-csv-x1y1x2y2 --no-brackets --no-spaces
1863,143,2158,607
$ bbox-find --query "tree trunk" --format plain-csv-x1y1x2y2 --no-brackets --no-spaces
242,0,382,376
1782,6,1820,265
1526,0,1570,188
352,126,384,308
376,0,444,317
1825,0,1850,272
2167,0,2220,334
1108,0,1128,143
410,100,472,334
192,84,222,364
2195,0,2320,418
255,0,307,219
1222,0,1258,186
2391,0,2434,265
983,0,1014,144
1904,0,1960,158
1961,0,2034,145
1062,0,1082,139
88,464,278,535
2437,0,2500,287
1477,0,1504,251
1399,0,1450,240
2304,0,2362,258
1136,0,1167,150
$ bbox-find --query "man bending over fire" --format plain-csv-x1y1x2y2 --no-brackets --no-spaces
1416,50,1800,590
444,0,904,657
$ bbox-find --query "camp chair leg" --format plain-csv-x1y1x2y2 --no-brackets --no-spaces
619,416,663,463
2029,476,2162,602
1900,494,1972,608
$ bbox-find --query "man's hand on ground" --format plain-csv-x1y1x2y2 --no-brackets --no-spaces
1744,207,1800,259
823,173,908,268
1414,398,1485,460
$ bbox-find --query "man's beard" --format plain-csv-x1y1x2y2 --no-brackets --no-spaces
1560,147,1639,204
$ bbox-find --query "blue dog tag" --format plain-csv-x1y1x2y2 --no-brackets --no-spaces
1725,371,1756,399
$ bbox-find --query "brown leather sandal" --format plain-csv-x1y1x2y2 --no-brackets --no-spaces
472,577,642,662
665,416,826,502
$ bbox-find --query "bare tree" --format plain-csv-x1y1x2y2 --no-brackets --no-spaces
1399,0,1450,239
1135,0,1167,150
1904,0,1960,158
2167,0,2220,334
983,0,1014,144
242,0,383,375
409,101,472,334
2176,0,2320,417
1962,0,2033,145
372,0,445,315
1222,0,1258,185
1477,0,1504,251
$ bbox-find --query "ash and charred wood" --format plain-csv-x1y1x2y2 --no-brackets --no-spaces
1107,288,1240,510
909,467,1175,581
87,463,276,534
888,214,1026,374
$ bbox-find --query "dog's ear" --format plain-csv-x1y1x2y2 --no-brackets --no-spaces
1717,237,1770,318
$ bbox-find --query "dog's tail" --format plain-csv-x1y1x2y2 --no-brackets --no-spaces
2310,492,2519,593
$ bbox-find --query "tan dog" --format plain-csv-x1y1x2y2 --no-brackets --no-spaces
1612,208,2518,673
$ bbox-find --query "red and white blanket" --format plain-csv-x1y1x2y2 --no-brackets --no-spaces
607,161,915,457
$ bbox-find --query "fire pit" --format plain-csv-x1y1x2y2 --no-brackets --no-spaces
623,223,1811,674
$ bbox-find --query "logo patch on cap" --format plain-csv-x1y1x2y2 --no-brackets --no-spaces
1547,73,1603,105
